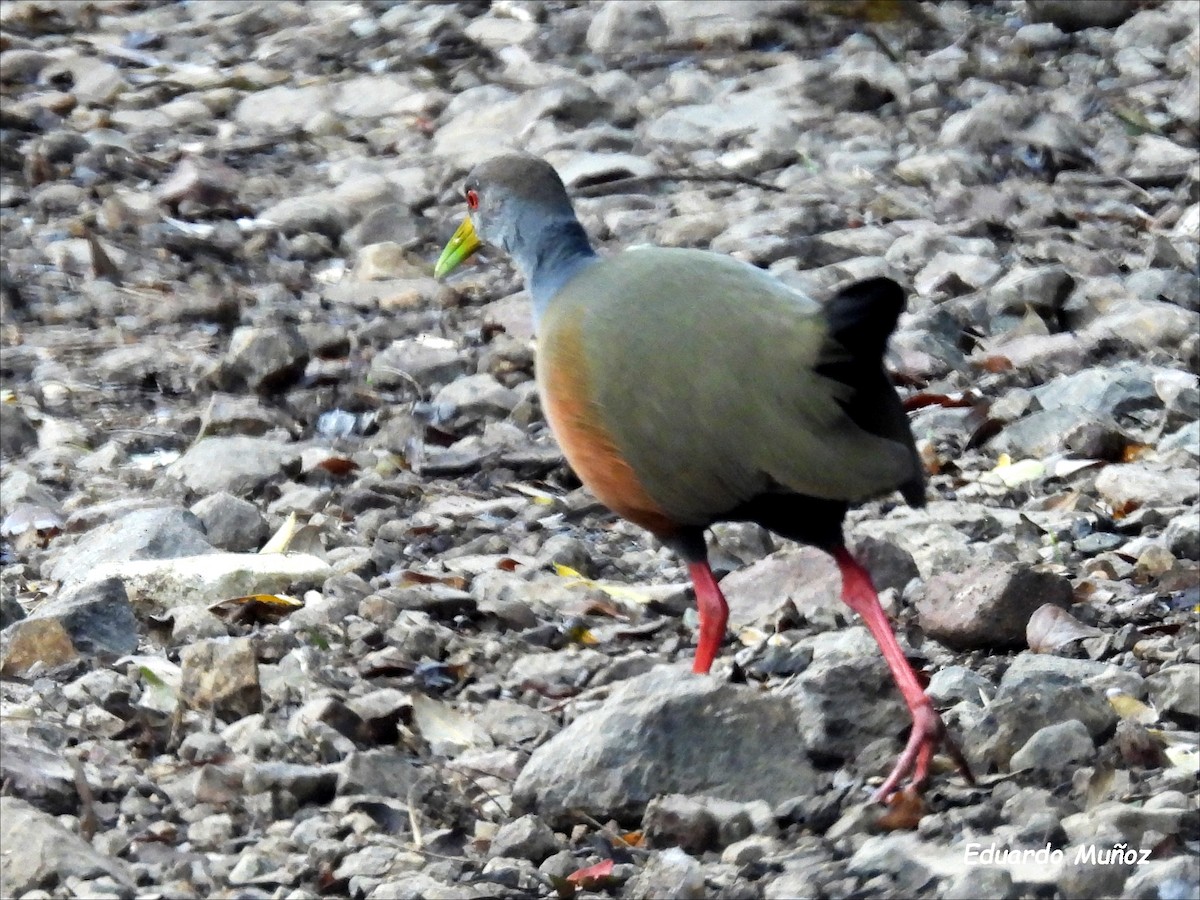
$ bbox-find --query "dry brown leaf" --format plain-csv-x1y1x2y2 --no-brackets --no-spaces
316,455,359,476
401,570,469,590
1122,442,1152,462
875,787,925,830
1027,603,1103,653
978,354,1014,373
208,593,303,624
567,858,615,887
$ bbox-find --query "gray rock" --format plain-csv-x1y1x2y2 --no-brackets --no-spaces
487,814,559,863
180,636,262,722
1026,0,1135,31
847,833,935,894
187,813,234,850
197,393,294,438
721,834,777,866
1160,421,1200,457
366,873,485,900
1075,532,1127,555
219,324,310,393
625,847,705,900
926,665,993,705
1009,719,1094,772
463,13,537,49
1062,799,1188,847
369,336,470,393
337,750,420,797
1128,135,1195,187
556,152,658,190
87,551,330,613
720,547,843,630
1082,300,1199,352
1147,664,1200,722
914,252,1002,297
1095,463,1200,509
166,436,297,497
851,536,920,594
994,407,1126,460
643,794,718,853
244,761,338,804
504,647,609,697
966,672,1116,770
585,1,668,53
0,468,61,513
475,699,557,746
1126,269,1200,312
0,404,38,458
764,862,823,900
782,633,909,762
259,192,346,239
1164,511,1200,561
0,730,77,814
828,51,907,112
512,665,819,826
0,47,50,82
0,796,133,894
47,507,213,585
1121,856,1200,900
941,865,1017,900
1001,651,1144,697
987,265,1073,317
1032,363,1163,425
1061,857,1135,900
917,563,1073,650
430,374,518,428
1013,22,1068,50
190,492,269,552
0,577,138,675
0,589,24,629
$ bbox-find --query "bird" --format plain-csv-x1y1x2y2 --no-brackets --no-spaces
434,153,971,801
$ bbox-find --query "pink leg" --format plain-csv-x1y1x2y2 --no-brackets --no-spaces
688,561,729,675
833,547,973,800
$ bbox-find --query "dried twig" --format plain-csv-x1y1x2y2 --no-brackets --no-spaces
573,171,784,199
71,757,99,841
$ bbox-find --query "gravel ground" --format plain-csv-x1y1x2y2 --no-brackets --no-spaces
1,1,1198,899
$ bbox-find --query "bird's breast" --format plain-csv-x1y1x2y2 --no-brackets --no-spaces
537,314,678,536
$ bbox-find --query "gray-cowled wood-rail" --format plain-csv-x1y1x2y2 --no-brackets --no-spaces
435,153,972,801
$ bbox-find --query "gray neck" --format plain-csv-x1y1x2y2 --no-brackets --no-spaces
508,214,597,331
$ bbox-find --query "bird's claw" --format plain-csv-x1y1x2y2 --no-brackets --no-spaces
871,703,975,803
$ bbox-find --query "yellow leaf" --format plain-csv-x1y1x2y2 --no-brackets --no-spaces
985,457,1045,487
738,626,769,647
208,593,303,624
1164,745,1200,774
554,563,587,580
260,511,299,554
1106,689,1158,725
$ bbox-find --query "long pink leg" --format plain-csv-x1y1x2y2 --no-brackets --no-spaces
688,561,729,675
833,546,973,800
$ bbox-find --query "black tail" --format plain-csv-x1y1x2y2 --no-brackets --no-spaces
816,277,925,508
822,277,906,364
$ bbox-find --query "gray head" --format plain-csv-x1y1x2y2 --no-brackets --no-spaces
435,153,594,292
462,153,577,256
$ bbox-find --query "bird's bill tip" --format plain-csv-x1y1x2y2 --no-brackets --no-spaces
434,217,482,279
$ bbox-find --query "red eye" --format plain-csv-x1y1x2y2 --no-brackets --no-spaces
466,189,479,211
